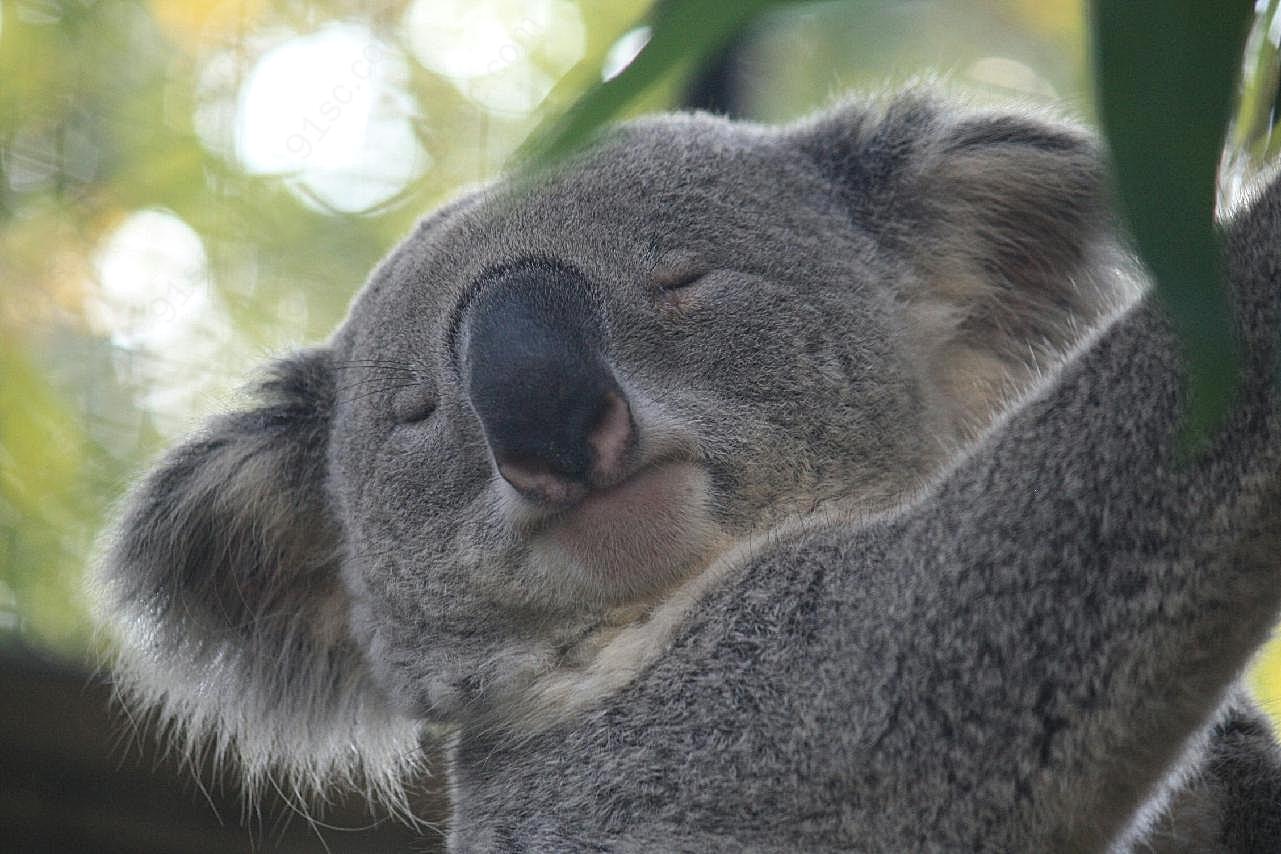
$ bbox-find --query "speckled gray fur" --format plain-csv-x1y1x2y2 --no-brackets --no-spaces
92,90,1281,850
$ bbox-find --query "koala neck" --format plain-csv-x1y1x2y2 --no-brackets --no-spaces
484,528,739,734
489,498,903,736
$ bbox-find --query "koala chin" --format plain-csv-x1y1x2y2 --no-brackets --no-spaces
90,87,1281,851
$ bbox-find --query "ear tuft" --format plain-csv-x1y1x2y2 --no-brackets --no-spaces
797,91,1142,439
90,348,425,816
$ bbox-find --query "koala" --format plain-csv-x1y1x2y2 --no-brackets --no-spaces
91,90,1281,851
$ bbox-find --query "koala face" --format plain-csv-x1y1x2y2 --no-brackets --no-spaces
92,92,1130,794
329,116,951,723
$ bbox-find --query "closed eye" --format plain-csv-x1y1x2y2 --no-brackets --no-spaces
653,269,709,292
392,385,438,424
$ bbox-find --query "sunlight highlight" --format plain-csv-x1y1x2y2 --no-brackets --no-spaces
403,0,586,115
232,23,429,213
88,209,234,434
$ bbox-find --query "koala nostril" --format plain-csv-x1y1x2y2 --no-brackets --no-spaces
588,391,633,483
496,457,588,505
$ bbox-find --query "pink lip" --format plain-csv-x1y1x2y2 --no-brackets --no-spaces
546,461,716,589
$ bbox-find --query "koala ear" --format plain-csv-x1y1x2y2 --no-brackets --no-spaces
796,93,1137,438
91,348,422,809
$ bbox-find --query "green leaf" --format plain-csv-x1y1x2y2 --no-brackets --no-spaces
1091,0,1253,449
518,0,805,168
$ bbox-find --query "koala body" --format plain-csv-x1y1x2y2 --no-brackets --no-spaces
92,92,1281,851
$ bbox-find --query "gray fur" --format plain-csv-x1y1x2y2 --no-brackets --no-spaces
91,89,1281,850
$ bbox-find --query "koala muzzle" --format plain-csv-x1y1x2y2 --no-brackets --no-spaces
461,261,635,505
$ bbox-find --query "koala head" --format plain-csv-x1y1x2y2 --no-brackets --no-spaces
92,92,1132,801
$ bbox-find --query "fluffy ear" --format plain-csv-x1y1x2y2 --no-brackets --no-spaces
796,92,1140,438
91,348,422,810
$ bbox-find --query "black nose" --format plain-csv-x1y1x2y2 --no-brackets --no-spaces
461,260,634,504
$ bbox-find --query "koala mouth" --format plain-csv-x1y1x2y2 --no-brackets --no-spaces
526,460,724,597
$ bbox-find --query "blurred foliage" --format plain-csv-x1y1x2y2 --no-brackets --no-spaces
1092,0,1251,448
2,0,1281,724
1225,0,1281,204
522,0,803,165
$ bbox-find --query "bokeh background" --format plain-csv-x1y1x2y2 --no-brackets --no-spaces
2,0,1279,850
0,0,1098,662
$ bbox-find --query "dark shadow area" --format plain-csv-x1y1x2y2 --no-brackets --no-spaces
0,641,448,853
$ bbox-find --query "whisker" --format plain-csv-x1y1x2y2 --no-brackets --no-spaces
334,377,428,393
337,382,430,404
335,360,420,371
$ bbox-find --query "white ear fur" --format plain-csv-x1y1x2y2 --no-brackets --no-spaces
798,94,1141,439
90,349,426,815
907,109,1140,436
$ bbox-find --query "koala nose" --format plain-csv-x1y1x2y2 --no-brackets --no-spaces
461,261,635,505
